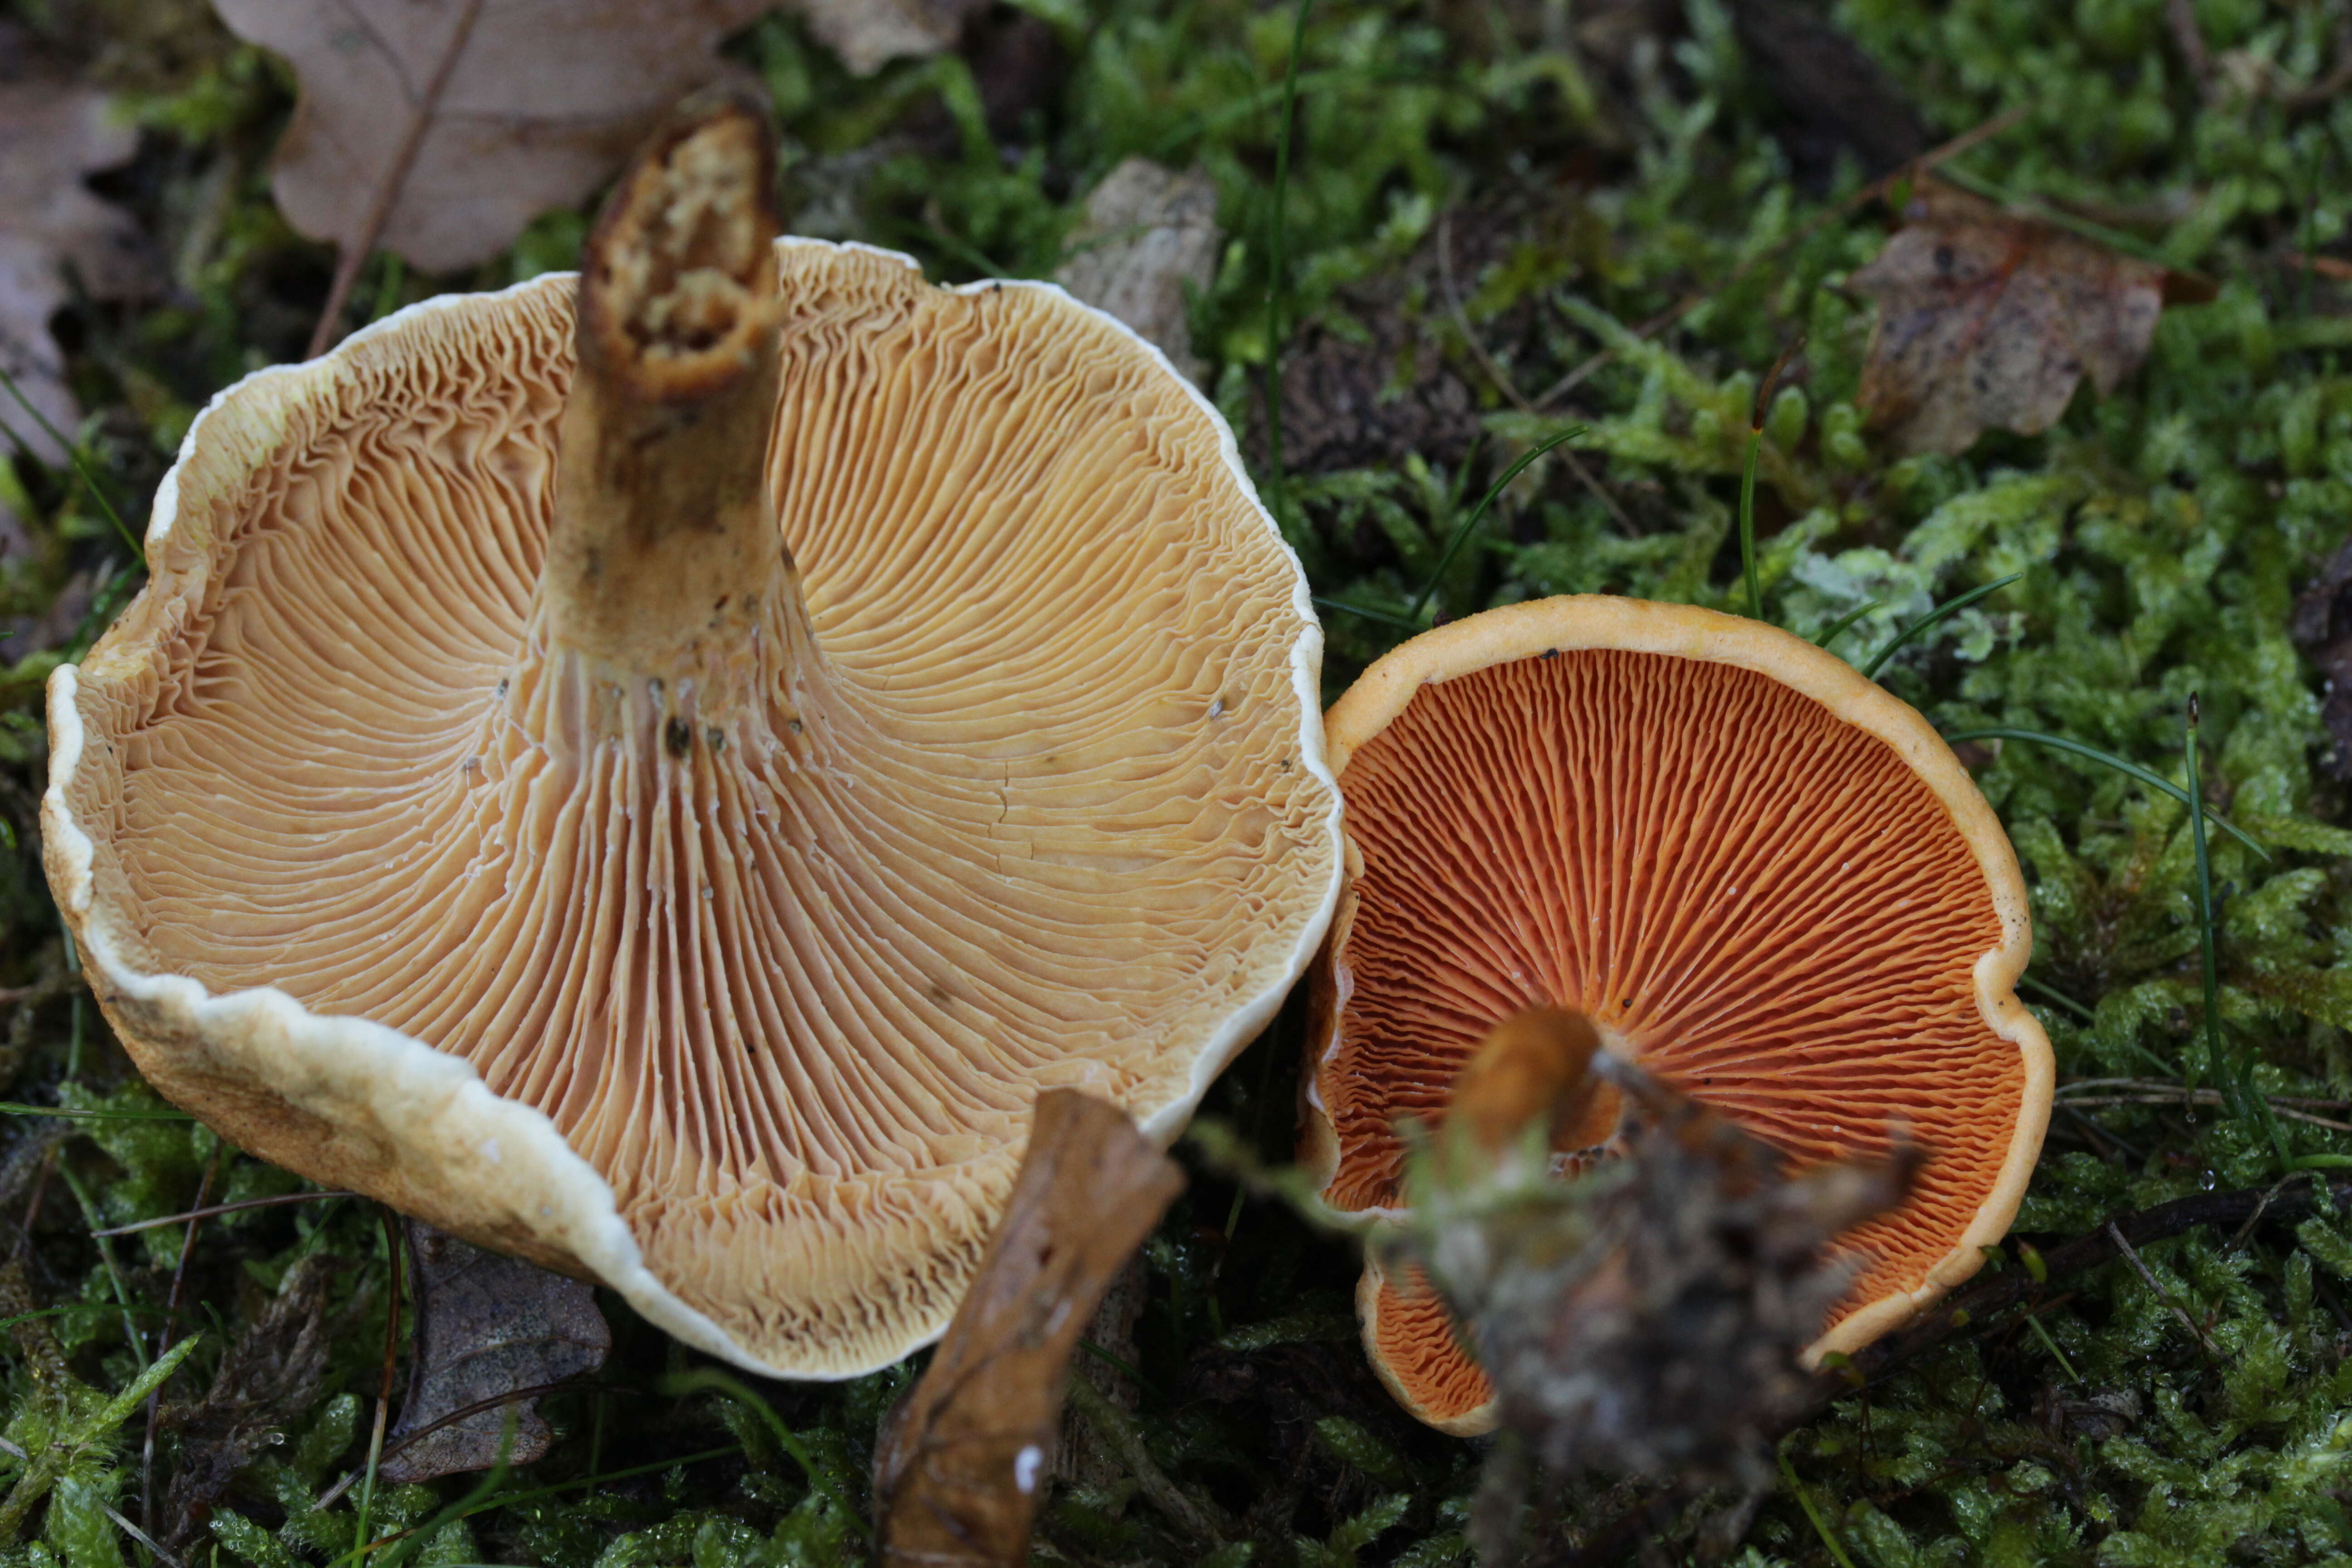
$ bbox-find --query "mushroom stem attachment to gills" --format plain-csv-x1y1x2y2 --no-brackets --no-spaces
536,96,793,700
1447,1007,1616,1160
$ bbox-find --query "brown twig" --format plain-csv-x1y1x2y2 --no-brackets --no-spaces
2054,1095,2352,1132
92,1189,354,1238
304,0,487,359
13,1147,54,1263
2107,1220,2219,1357
1530,103,2029,414
311,1380,639,1510
349,1207,407,1548
2056,1077,2352,1107
2283,251,2352,281
2053,1078,2352,1131
1066,1374,1231,1547
0,975,72,1009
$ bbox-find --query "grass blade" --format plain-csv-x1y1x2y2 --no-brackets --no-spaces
1313,597,1420,632
1407,426,1586,619
0,1102,194,1122
1939,727,2269,862
1860,573,2021,679
660,1369,855,1519
1778,1444,1859,1568
0,362,142,560
1814,600,1882,652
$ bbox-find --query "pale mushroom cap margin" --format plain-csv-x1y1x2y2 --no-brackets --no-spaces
45,240,1345,1380
1304,594,2056,1432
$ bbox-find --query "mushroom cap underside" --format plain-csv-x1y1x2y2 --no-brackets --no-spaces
1304,595,2054,1432
45,240,1345,1379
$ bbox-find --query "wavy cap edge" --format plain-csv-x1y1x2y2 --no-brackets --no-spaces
44,243,1345,1381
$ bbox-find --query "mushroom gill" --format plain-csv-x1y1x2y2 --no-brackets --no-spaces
1321,647,2021,1284
55,110,1340,1377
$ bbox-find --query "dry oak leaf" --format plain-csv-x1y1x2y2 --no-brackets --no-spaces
1847,181,2201,457
874,1089,1184,1568
377,1220,610,1485
0,81,153,468
210,0,775,274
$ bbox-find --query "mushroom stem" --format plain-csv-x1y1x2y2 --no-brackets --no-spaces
1448,1007,1626,1160
535,97,798,710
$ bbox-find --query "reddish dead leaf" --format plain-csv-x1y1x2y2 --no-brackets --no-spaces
375,1220,609,1485
210,0,774,274
1847,181,2190,457
874,1090,1184,1568
0,80,155,467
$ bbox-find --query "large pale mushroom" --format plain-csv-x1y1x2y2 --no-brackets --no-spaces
1302,594,2053,1433
44,103,1343,1379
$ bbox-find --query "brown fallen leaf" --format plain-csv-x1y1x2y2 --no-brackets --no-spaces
0,80,155,466
1054,159,1220,387
374,1220,609,1485
159,1255,341,1551
1847,181,2200,457
874,1090,1184,1568
210,0,775,276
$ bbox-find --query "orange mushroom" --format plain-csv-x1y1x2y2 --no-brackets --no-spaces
1301,595,2053,1433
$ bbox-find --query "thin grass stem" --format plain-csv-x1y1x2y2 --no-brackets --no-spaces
1938,727,2268,861
0,362,142,559
1860,573,2021,679
1778,1445,1859,1568
660,1369,854,1518
2020,974,2096,1024
372,1419,515,1568
2022,1311,2082,1382
0,1102,195,1122
1407,426,1585,619
55,1161,147,1368
1312,596,1420,631
94,1190,353,1237
1815,599,1881,652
